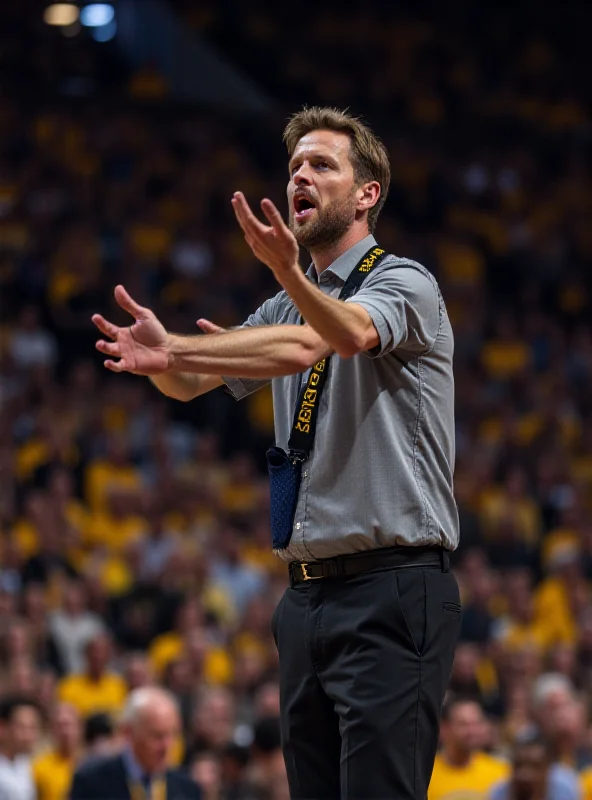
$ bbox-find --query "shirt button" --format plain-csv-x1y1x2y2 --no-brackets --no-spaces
295,522,301,530
303,470,309,478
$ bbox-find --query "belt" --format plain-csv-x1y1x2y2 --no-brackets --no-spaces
288,545,449,587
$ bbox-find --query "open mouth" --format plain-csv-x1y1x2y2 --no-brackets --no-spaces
293,194,317,222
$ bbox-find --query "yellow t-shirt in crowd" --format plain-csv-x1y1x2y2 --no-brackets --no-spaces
534,577,577,646
87,511,146,552
148,632,233,685
33,750,76,800
496,619,554,653
428,751,509,800
480,339,530,380
580,766,592,799
57,672,127,718
84,460,141,512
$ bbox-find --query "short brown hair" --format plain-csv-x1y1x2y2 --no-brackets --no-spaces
283,106,390,232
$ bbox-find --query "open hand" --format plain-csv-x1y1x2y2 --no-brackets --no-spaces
92,286,171,375
232,191,299,279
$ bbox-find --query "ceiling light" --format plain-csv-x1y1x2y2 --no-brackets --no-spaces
80,3,115,27
43,3,80,26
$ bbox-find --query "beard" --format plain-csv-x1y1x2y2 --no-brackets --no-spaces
289,190,358,252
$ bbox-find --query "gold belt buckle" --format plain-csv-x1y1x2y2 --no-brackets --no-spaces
301,563,322,581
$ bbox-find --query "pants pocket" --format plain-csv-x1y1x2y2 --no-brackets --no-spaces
271,591,286,648
393,569,427,656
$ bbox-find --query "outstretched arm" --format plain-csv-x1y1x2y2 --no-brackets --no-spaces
232,192,380,358
91,285,330,381
150,321,226,401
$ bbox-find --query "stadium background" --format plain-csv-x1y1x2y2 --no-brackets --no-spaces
2,0,592,798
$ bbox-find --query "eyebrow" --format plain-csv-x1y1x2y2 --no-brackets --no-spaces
288,152,339,171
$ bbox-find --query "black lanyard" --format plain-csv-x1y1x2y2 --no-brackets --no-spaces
288,244,388,463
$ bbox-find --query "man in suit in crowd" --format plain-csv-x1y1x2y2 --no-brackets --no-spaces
70,687,201,799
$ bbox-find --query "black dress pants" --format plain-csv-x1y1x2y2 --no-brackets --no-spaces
271,557,461,799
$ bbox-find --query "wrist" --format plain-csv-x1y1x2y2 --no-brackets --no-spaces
279,261,306,290
165,333,179,371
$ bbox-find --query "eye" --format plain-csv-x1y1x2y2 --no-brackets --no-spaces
290,164,300,177
315,161,329,171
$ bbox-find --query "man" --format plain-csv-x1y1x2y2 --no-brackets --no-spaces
124,652,156,692
429,696,509,800
92,106,461,798
48,578,105,675
489,733,581,800
69,687,201,799
243,716,284,799
82,712,119,759
33,703,82,800
57,632,127,718
0,696,42,800
489,734,582,800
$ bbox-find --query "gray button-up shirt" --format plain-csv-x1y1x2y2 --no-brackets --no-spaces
225,234,459,560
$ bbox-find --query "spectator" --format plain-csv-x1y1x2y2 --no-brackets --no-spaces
492,569,556,654
148,599,232,686
243,716,282,798
190,752,223,800
429,697,509,800
9,306,57,372
20,511,77,588
48,579,105,675
82,713,119,759
69,688,201,799
208,524,267,617
32,703,82,800
124,652,155,691
57,633,127,718
490,732,580,800
138,499,179,584
188,687,237,757
218,743,251,800
0,697,42,800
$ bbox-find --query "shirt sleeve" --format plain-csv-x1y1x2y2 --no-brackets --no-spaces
345,263,441,358
223,290,286,400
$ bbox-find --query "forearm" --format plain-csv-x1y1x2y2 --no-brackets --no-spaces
280,269,375,358
149,372,224,402
167,324,330,377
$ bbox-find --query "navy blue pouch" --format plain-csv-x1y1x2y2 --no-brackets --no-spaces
266,446,302,550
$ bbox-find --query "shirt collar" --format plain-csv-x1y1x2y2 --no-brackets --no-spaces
122,747,149,784
306,234,377,284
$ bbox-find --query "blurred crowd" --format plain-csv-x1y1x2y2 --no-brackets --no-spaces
2,0,592,798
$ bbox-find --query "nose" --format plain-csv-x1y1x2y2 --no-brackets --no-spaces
293,163,313,186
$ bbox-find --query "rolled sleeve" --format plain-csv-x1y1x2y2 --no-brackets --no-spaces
222,290,287,400
224,375,268,401
346,264,441,358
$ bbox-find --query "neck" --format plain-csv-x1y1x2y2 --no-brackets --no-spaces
310,227,371,274
555,741,575,761
514,787,545,800
57,743,77,760
129,745,157,777
1,745,19,761
442,746,473,769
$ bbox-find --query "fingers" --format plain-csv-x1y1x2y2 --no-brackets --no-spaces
91,314,119,340
96,340,121,357
232,192,268,238
260,198,290,237
104,359,126,373
113,285,147,320
196,319,224,334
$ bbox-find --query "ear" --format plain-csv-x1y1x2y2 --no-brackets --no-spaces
356,181,381,213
